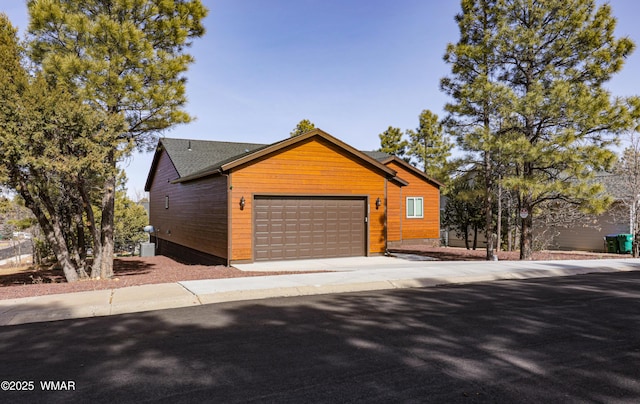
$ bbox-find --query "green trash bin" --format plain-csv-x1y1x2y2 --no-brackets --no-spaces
605,235,619,253
617,234,633,254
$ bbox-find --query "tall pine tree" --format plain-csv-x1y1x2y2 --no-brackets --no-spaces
377,126,409,160
290,119,316,137
406,109,453,184
0,14,126,282
28,0,207,278
442,0,505,260
443,0,638,259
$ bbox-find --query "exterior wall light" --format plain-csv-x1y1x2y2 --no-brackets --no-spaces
240,196,246,210
375,197,382,209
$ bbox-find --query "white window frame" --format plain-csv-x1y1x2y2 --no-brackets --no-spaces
406,197,424,218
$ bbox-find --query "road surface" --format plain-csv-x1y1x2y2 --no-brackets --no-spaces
0,241,31,261
0,270,639,403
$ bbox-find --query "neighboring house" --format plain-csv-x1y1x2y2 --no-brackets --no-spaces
144,129,442,265
541,208,627,252
443,173,630,252
542,174,630,252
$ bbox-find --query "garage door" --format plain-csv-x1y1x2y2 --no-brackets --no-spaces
254,197,366,261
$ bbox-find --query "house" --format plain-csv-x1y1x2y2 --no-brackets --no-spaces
443,173,631,252
144,129,442,265
541,173,631,252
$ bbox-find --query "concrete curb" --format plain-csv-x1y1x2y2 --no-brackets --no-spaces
109,283,200,315
0,290,113,325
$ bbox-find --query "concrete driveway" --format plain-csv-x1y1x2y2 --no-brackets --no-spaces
233,255,423,272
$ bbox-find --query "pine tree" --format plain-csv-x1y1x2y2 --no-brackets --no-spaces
442,0,638,260
406,110,453,183
442,174,485,250
290,119,316,137
377,126,409,160
613,131,640,257
27,0,207,278
0,13,126,281
442,0,505,260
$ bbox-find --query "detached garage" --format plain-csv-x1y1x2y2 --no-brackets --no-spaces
145,129,441,265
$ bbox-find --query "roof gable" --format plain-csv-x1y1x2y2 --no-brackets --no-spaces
161,138,266,177
381,156,444,188
145,130,446,190
144,138,266,190
171,129,398,183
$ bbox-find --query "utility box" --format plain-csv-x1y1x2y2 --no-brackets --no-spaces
140,242,155,257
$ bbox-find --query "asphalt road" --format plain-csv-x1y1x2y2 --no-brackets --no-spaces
1,271,639,403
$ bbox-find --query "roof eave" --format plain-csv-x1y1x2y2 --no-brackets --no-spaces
144,142,166,191
171,167,224,184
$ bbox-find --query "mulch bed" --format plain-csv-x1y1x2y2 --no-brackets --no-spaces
0,256,321,300
389,245,628,261
0,247,632,300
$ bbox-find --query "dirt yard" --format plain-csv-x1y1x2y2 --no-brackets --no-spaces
0,247,632,300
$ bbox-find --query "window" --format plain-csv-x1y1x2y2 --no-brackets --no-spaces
165,195,169,209
406,197,423,218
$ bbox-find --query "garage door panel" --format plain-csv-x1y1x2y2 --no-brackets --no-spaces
254,197,366,261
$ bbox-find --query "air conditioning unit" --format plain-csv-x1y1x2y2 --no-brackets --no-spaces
140,242,155,257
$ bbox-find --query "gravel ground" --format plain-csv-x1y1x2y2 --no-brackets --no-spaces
0,247,632,300
0,256,324,300
390,245,628,261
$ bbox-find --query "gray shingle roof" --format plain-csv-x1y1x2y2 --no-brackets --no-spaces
161,138,267,177
361,151,391,162
161,137,394,178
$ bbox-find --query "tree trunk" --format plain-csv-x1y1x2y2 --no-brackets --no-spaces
520,158,534,260
80,179,104,279
484,152,494,260
29,205,78,281
496,180,502,252
464,226,470,250
473,224,478,250
99,173,116,279
507,201,512,251
520,199,533,260
19,186,80,282
71,205,89,278
48,219,81,281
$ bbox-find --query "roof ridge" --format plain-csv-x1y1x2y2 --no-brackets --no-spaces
161,137,267,146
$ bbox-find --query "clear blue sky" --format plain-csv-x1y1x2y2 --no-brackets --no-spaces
3,1,640,199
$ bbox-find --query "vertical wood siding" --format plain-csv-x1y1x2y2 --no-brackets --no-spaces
386,161,440,241
387,181,402,242
148,150,228,260
230,138,387,261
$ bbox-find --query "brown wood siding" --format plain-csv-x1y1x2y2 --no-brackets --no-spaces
148,150,228,260
386,161,440,241
230,138,387,261
387,181,402,242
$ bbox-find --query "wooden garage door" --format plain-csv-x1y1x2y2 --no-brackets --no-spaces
254,197,366,261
